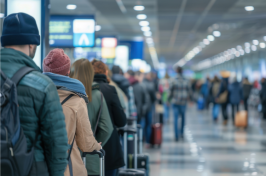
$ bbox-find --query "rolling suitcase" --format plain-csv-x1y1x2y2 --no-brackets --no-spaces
151,123,162,147
197,97,204,110
137,125,150,176
82,149,105,176
118,127,145,176
235,111,248,128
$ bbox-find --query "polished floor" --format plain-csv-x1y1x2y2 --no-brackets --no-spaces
145,105,266,176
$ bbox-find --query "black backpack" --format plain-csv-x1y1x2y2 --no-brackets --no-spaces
0,67,36,176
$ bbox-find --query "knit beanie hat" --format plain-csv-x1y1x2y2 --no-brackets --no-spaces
43,49,71,76
1,13,40,46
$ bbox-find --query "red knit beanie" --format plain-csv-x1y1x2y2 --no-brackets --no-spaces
43,48,71,75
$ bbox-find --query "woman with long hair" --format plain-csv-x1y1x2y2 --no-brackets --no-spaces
91,59,127,176
70,59,113,176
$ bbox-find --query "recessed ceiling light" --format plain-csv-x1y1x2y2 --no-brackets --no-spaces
134,5,145,11
66,4,77,10
144,31,152,37
137,14,147,20
141,26,150,31
260,43,266,48
203,39,210,45
251,45,257,51
213,31,221,37
0,13,4,18
245,48,250,54
139,21,149,26
146,38,153,44
245,42,250,48
207,35,215,41
253,40,259,45
245,6,254,11
95,25,101,31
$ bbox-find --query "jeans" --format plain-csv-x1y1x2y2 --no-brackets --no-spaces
163,103,170,122
231,104,239,123
172,104,186,139
243,98,248,111
145,109,153,144
221,103,228,120
105,169,117,176
212,104,220,120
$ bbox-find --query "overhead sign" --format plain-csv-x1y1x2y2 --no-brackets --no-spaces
49,15,95,47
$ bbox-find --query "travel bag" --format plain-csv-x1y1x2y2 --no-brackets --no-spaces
150,107,162,147
235,111,248,128
118,127,145,176
82,149,105,176
197,97,205,110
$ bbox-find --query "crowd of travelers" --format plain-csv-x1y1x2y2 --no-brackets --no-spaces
0,13,159,176
196,73,266,124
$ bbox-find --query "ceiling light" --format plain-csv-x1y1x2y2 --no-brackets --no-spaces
260,43,266,48
95,25,101,31
245,42,250,48
66,4,77,10
0,13,4,18
141,26,150,31
231,48,236,54
237,45,242,50
146,38,153,44
139,21,149,26
245,48,250,53
134,5,145,11
253,40,259,45
251,45,257,51
144,31,152,37
137,14,147,20
213,31,221,37
264,36,266,41
207,35,215,41
245,6,254,11
240,50,245,55
203,39,210,45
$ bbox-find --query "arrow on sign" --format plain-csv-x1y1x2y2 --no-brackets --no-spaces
79,33,90,46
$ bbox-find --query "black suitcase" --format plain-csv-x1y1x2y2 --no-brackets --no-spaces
82,149,105,176
118,127,145,176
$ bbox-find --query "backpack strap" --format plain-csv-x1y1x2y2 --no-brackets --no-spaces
94,93,103,136
11,67,35,85
61,94,74,105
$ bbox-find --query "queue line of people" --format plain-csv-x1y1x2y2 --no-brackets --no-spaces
0,12,158,176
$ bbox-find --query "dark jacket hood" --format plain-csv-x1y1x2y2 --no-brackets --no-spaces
112,74,130,88
94,74,109,83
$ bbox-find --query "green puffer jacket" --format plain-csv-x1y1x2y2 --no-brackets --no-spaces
0,48,69,176
85,82,113,175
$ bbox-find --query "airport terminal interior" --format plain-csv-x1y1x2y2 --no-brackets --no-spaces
1,0,266,176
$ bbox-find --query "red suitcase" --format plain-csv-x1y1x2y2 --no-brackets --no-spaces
150,123,162,147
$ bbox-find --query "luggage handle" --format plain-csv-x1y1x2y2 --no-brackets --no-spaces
122,128,138,170
82,149,105,176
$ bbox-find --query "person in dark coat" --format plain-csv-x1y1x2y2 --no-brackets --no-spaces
209,76,221,121
91,60,127,176
125,70,148,124
111,65,130,99
242,77,252,111
228,77,243,123
216,77,229,125
260,78,266,119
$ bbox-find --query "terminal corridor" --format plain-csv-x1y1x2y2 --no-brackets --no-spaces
147,106,266,176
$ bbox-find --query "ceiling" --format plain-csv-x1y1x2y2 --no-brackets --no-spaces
30,0,266,68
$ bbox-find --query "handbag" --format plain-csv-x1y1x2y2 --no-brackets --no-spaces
216,91,228,104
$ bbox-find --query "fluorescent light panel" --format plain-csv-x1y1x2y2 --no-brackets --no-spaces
66,4,76,10
134,5,145,11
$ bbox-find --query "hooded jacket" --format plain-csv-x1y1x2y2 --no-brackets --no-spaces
112,74,130,99
0,48,68,176
128,76,148,121
242,80,252,99
86,82,113,175
44,72,101,176
228,81,243,105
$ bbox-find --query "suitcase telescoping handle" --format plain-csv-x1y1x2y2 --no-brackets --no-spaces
118,127,137,170
137,124,143,154
82,149,105,176
127,117,137,127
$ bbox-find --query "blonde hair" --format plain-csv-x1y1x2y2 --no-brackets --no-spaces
70,59,94,102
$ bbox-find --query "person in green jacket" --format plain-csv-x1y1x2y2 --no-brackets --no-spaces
0,13,69,176
70,59,113,175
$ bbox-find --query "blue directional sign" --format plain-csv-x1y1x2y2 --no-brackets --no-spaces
49,15,95,47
